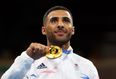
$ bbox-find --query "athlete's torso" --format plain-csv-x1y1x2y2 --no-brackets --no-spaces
24,51,92,79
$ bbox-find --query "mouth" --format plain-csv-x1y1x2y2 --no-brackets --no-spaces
54,31,65,36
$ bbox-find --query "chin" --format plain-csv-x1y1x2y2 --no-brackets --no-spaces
52,40,69,45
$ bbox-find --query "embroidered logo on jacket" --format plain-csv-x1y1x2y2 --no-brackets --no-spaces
81,74,89,79
30,74,37,77
37,63,47,69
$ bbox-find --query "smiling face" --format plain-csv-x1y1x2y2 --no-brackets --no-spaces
42,10,74,46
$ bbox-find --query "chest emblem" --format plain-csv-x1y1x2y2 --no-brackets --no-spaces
37,63,47,69
81,74,89,79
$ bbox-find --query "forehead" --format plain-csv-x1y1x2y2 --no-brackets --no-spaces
47,10,72,19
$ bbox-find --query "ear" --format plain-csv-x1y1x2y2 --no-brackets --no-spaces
42,26,46,35
71,26,75,35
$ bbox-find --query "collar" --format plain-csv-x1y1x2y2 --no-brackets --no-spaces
62,46,73,54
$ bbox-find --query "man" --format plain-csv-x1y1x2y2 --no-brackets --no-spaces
1,6,99,79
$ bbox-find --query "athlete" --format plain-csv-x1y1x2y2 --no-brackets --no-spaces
1,6,99,79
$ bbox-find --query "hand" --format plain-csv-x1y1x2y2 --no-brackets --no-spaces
26,43,49,60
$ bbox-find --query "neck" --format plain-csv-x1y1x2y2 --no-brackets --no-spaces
47,41,70,50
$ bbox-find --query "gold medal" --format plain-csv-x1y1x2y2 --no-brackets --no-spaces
46,45,62,59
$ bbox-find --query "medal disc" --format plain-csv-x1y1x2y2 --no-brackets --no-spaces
46,45,62,59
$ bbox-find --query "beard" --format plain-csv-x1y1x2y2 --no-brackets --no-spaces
46,32,72,46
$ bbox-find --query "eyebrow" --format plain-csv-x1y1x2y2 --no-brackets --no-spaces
50,16,71,20
50,16,59,20
50,17,58,22
62,17,71,21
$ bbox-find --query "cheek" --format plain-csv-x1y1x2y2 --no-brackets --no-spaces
46,27,54,34
47,26,56,32
68,27,73,32
68,28,74,35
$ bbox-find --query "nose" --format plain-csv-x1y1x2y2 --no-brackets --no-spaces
57,25,64,29
57,19,64,29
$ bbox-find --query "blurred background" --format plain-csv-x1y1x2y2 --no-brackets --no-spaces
0,0,116,79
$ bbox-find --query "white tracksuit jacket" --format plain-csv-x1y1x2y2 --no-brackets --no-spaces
1,46,99,79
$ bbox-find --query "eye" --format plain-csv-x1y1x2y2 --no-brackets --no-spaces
50,17,58,23
63,17,71,23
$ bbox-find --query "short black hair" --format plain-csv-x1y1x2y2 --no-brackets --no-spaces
43,6,73,24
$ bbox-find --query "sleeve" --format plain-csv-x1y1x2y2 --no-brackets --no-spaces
89,61,100,79
1,51,34,79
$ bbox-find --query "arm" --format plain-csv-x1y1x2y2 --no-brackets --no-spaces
1,43,49,79
89,61,100,79
1,51,34,79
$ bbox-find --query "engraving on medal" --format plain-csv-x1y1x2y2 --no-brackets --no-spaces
46,45,62,59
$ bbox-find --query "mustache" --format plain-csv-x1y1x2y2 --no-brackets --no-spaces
54,28,67,33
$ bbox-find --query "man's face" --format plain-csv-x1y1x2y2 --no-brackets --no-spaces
42,10,74,45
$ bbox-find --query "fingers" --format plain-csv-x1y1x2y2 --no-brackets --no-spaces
26,42,49,60
30,43,45,52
